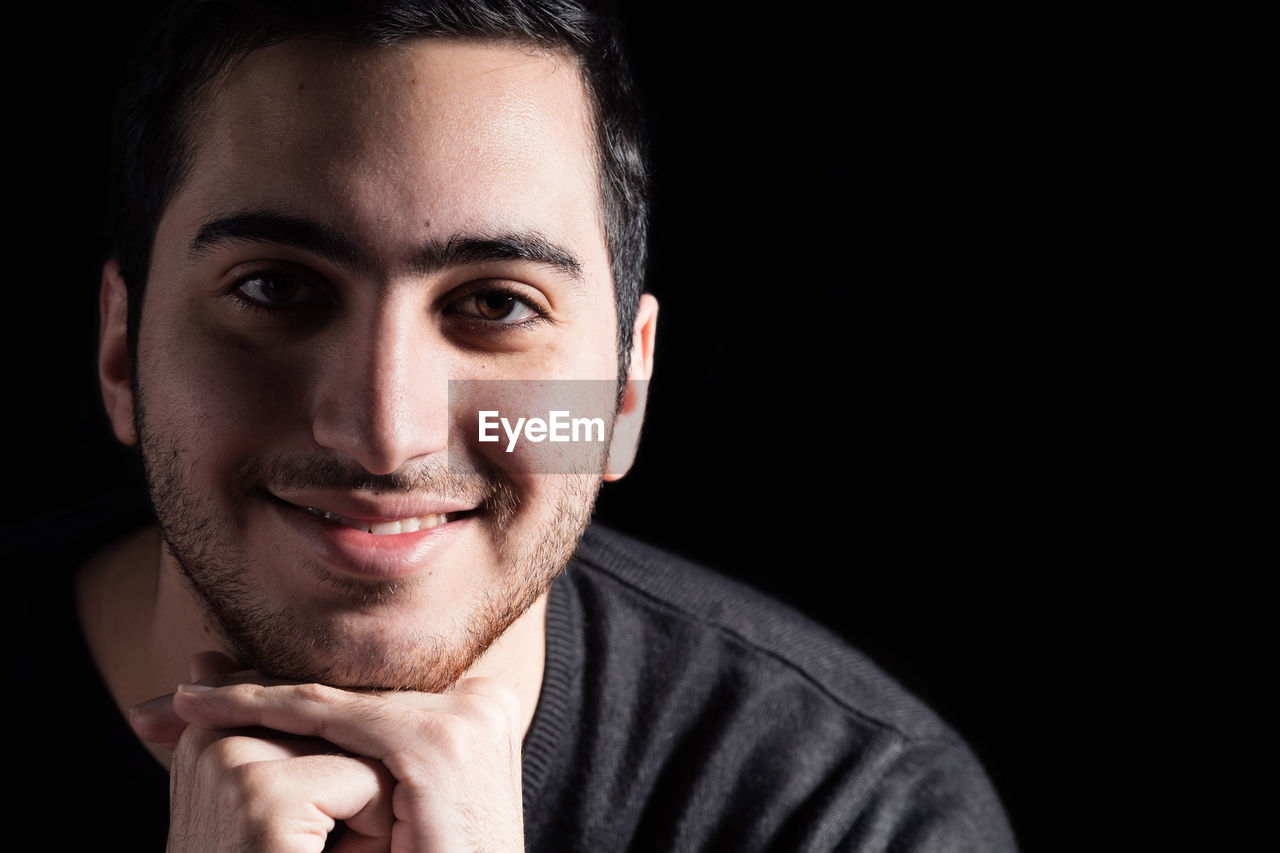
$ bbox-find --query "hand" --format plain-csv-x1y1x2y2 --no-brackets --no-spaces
129,651,275,748
131,655,526,852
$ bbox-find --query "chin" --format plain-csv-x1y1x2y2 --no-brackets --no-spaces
218,590,526,693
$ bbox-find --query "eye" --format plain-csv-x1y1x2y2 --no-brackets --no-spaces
449,287,544,325
232,272,319,310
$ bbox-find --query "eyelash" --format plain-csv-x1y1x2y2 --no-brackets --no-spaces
226,271,322,315
224,272,549,331
446,284,549,331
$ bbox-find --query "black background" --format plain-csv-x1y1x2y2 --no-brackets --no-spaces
4,3,1166,850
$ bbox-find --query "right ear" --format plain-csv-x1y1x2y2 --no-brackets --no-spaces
99,259,138,446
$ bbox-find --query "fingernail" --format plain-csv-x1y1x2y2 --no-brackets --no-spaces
177,683,215,694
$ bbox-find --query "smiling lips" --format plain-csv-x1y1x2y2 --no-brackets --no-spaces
267,483,480,579
272,494,473,581
303,505,451,536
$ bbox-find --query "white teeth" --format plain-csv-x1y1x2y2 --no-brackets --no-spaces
304,507,449,535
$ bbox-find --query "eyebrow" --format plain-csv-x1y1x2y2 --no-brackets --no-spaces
189,210,585,283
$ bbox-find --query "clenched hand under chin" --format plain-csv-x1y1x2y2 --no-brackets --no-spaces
130,652,526,852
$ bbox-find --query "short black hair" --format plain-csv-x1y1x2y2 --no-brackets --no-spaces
110,0,649,379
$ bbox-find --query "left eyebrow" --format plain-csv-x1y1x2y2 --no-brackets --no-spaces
414,233,585,284
189,209,585,284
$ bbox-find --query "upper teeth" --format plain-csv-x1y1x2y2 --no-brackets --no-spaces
305,507,449,535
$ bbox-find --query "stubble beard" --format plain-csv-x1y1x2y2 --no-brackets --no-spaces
136,401,605,693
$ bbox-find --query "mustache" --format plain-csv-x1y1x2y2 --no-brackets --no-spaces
236,455,520,520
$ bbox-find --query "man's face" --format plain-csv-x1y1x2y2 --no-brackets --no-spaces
112,38,641,691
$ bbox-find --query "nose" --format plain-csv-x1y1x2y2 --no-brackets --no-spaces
310,295,449,475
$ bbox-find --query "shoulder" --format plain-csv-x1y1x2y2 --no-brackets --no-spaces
570,524,945,740
558,524,1019,851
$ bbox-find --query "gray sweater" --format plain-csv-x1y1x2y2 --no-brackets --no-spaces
522,525,1018,851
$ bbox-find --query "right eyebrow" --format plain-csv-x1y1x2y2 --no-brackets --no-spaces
189,210,365,270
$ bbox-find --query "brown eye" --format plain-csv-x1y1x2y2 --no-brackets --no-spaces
477,292,519,319
451,288,541,325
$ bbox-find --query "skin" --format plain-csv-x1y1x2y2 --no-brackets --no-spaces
81,36,658,851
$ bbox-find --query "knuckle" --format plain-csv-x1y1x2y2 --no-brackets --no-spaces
223,681,266,704
422,712,473,756
216,762,263,809
462,689,520,735
295,681,336,704
460,677,521,720
418,700,514,752
197,734,255,774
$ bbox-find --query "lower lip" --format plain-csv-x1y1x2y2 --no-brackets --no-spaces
271,499,470,581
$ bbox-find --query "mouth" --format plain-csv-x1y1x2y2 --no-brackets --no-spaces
300,505,456,536
266,493,478,581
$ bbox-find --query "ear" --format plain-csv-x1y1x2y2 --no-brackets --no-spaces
99,259,138,446
604,293,658,482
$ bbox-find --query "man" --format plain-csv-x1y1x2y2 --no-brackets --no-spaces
12,1,1017,849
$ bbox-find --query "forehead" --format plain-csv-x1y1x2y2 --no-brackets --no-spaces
164,36,604,273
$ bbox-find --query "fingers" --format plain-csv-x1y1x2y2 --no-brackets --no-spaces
172,682,429,762
174,680,522,754
169,727,394,850
129,653,289,747
170,679,524,791
136,673,523,763
127,691,182,746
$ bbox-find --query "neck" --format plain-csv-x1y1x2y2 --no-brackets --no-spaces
75,523,547,769
75,524,200,767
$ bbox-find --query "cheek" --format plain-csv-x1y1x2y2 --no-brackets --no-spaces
501,473,600,544
136,319,312,449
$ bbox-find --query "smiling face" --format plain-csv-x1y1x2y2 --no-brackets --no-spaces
99,37,654,691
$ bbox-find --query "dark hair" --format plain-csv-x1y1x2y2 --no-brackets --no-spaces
111,0,649,380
